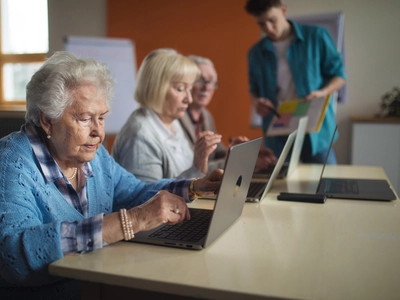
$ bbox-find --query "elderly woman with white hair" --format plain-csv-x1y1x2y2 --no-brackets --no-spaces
0,51,222,299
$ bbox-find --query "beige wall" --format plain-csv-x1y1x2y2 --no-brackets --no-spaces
48,0,400,164
48,0,106,55
284,0,400,163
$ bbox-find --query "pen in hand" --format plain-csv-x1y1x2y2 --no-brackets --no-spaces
268,107,281,118
255,94,281,118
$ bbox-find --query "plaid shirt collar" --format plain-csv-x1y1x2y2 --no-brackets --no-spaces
24,122,94,183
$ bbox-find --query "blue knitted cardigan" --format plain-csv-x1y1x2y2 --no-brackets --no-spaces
0,128,173,295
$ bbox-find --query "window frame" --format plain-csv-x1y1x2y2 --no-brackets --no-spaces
0,2,47,111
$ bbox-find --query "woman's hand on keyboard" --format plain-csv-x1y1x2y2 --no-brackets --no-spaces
128,190,191,233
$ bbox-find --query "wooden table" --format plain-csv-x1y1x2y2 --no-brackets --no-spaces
50,165,400,300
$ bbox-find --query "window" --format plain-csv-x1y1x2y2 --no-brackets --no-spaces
0,0,48,110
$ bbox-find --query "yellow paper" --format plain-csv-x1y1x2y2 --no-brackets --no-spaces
266,94,331,137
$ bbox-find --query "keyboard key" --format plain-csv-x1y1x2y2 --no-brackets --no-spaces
149,208,212,242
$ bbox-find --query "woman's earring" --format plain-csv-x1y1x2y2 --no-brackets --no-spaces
47,134,51,139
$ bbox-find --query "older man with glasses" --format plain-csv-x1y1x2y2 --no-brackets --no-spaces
180,55,277,174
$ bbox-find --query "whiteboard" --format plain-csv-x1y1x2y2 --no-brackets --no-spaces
65,36,137,134
250,11,345,128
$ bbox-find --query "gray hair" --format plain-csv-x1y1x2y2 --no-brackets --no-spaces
25,51,115,126
187,55,218,82
187,55,214,68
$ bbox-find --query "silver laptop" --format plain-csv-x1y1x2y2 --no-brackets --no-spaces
316,126,397,201
252,116,308,179
246,130,297,202
246,116,308,202
131,137,263,250
287,116,308,176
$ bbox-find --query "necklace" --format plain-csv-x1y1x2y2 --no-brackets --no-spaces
67,168,78,181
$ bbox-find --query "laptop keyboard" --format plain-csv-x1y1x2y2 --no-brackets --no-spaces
149,208,212,242
253,164,288,179
326,179,359,194
247,181,267,198
263,164,275,174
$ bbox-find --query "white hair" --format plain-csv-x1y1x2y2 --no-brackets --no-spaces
25,51,115,126
187,55,214,68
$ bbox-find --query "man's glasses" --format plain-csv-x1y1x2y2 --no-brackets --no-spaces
194,77,219,90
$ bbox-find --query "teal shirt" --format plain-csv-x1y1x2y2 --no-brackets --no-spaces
248,20,346,156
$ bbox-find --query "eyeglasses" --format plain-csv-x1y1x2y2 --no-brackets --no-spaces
194,76,219,90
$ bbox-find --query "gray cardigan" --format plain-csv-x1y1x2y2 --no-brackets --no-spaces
112,107,204,182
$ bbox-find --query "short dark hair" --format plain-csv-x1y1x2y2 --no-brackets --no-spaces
244,0,282,16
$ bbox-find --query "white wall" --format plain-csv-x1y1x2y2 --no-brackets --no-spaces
47,0,400,164
285,0,400,163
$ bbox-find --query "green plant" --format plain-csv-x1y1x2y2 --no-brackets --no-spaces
380,87,400,117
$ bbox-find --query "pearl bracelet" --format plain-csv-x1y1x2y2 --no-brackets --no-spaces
119,208,134,241
189,178,202,199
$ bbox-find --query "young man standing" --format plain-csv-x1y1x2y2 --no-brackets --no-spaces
245,0,346,164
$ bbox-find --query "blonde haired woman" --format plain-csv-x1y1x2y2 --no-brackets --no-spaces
113,49,222,181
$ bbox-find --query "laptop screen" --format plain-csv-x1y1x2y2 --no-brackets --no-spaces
315,125,338,193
